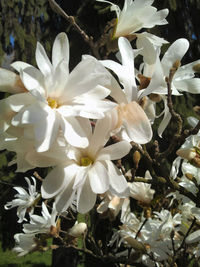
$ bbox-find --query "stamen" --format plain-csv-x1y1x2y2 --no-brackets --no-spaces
47,97,58,109
80,156,93,166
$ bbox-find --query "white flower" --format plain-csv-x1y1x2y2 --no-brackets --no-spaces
41,115,131,214
97,191,127,220
138,38,200,136
23,202,58,234
4,32,115,152
97,0,168,38
13,233,38,256
4,177,40,223
100,37,152,144
0,128,69,172
128,182,155,204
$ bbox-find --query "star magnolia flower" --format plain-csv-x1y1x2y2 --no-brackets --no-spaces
1,32,115,152
97,0,168,57
0,128,69,172
97,0,168,38
99,37,152,144
128,179,155,204
41,116,131,214
23,202,58,235
13,233,38,256
138,38,200,136
4,177,40,223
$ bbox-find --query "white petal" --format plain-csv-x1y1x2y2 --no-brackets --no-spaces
161,39,189,75
41,164,76,199
34,110,60,152
35,42,52,76
97,141,131,161
11,61,33,72
186,229,200,244
105,160,129,196
0,68,26,94
60,116,89,148
55,177,76,212
20,67,45,97
122,101,152,144
52,32,69,69
174,78,200,94
88,161,109,194
77,177,97,214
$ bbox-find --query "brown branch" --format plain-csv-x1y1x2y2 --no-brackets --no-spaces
48,0,100,58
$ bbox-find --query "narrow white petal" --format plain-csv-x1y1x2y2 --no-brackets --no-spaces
77,177,97,214
35,42,52,76
97,141,131,161
88,161,109,194
55,177,76,212
105,160,129,196
52,32,69,69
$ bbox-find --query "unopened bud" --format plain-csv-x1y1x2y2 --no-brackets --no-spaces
148,93,162,103
193,64,200,73
185,173,194,180
176,148,196,160
123,236,146,252
50,225,59,237
68,222,87,238
133,151,141,167
138,74,151,90
193,106,200,117
190,157,200,168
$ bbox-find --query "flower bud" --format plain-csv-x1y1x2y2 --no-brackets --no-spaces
176,148,196,160
193,63,200,73
133,151,141,167
68,222,87,238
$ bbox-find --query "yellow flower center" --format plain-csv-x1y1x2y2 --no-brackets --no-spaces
47,97,58,109
80,156,93,166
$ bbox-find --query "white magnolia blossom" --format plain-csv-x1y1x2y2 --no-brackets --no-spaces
0,129,69,172
0,32,116,153
13,233,38,256
138,38,200,136
111,203,182,266
41,116,131,214
4,177,40,223
100,37,152,144
23,202,58,234
97,0,168,56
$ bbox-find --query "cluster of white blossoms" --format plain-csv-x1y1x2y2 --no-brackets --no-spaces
2,0,200,265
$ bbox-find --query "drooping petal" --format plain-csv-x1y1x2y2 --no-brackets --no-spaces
55,177,76,212
77,177,97,214
121,101,152,144
105,160,129,196
88,161,110,194
41,164,77,199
